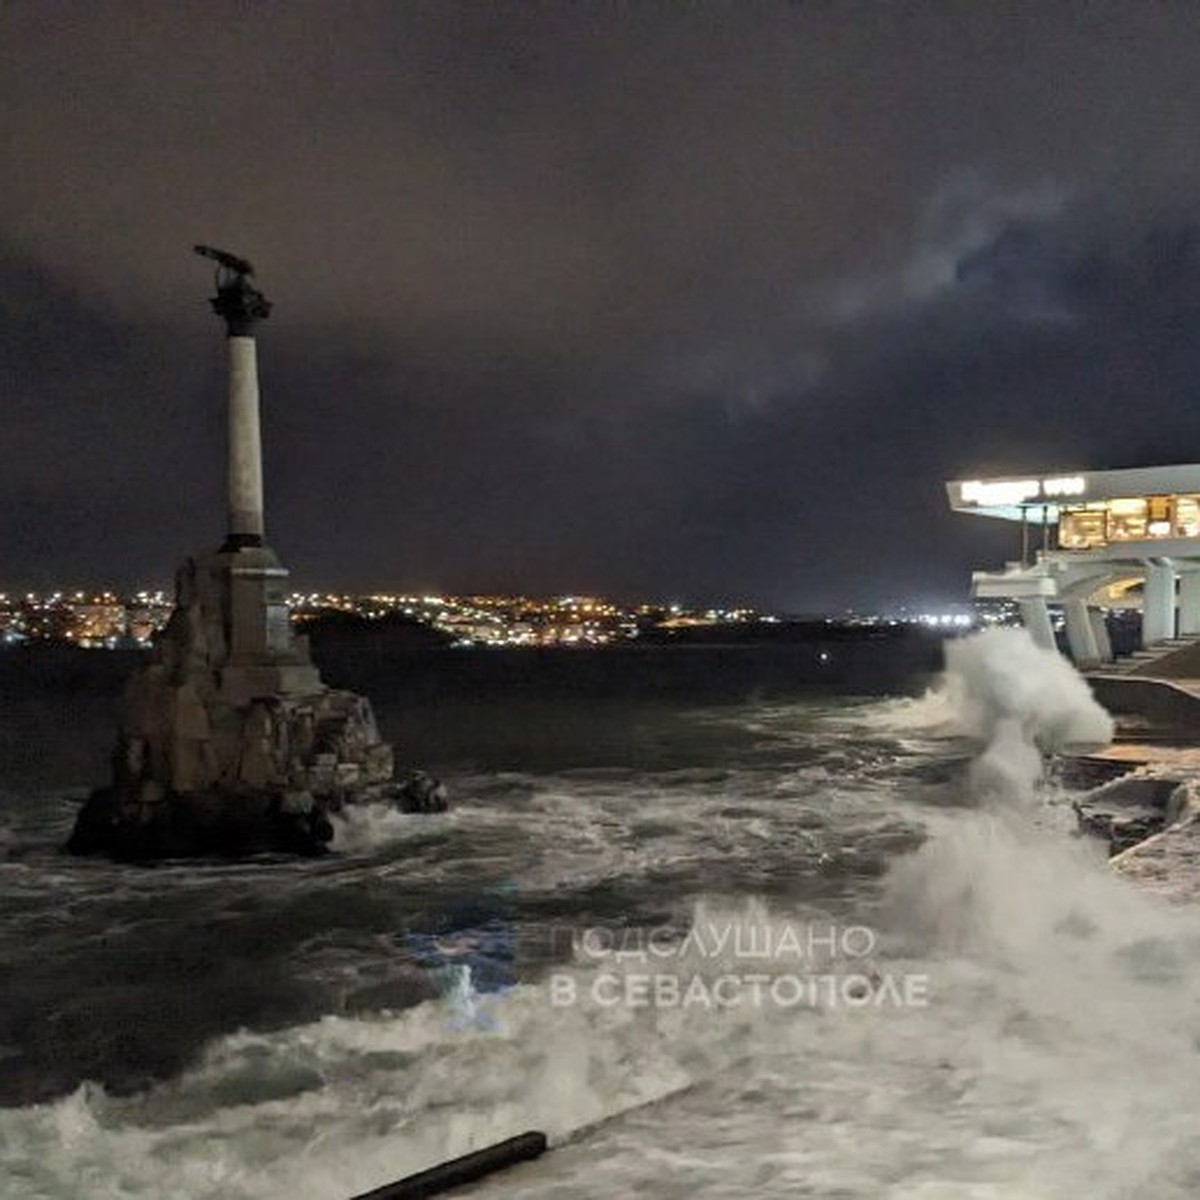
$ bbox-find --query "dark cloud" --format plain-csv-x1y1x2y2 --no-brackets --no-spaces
4,4,1200,606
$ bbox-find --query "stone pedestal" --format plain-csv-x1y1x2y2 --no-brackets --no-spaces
68,546,422,860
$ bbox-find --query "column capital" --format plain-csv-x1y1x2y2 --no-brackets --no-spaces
210,274,272,337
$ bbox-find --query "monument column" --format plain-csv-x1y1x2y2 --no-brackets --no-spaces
227,334,265,546
195,246,272,551
65,245,420,863
192,246,305,676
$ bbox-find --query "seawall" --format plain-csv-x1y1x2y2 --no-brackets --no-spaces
1077,670,1200,901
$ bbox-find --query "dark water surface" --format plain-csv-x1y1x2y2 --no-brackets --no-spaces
0,641,941,1109
9,637,1198,1199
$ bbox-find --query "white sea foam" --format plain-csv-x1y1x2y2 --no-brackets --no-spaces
940,627,1114,753
868,628,1112,747
7,849,1200,1199
327,800,445,854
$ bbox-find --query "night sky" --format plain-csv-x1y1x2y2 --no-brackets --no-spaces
5,3,1200,611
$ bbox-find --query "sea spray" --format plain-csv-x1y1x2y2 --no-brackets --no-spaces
941,627,1113,757
874,627,1200,1194
877,626,1127,954
879,777,1200,1192
867,627,1114,801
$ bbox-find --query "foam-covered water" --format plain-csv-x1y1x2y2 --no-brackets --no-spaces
4,633,1200,1198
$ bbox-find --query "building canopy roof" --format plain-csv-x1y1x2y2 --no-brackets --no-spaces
946,465,1200,523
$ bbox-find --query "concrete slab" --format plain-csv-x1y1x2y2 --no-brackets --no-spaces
1111,806,1200,904
1086,744,1200,770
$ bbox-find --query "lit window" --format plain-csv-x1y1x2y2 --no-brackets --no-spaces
1147,496,1172,535
1108,498,1147,541
1059,506,1107,549
1175,496,1200,538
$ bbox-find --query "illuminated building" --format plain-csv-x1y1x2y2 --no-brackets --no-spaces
71,600,127,647
947,464,1200,665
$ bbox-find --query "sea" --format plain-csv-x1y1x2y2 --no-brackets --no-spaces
4,629,1200,1199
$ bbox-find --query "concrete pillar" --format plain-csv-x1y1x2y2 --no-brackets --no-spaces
228,336,265,544
1179,572,1200,636
1018,597,1057,652
1063,598,1100,666
1088,609,1113,663
201,252,271,551
1143,561,1177,645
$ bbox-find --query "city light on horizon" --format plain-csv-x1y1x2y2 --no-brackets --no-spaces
0,585,1000,651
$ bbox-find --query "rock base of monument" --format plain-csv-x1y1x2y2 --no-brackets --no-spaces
66,547,448,863
67,784,337,860
67,772,449,862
